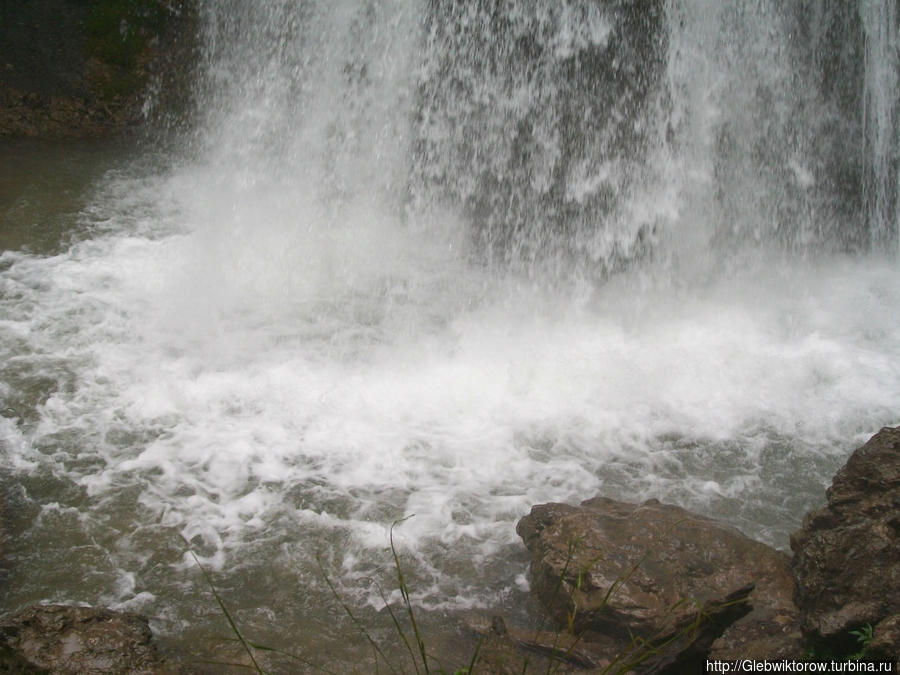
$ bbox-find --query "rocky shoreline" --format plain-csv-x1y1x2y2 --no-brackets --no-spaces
1,427,897,673
494,426,899,673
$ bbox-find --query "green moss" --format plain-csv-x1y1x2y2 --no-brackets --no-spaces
83,0,168,70
97,70,144,99
82,0,181,100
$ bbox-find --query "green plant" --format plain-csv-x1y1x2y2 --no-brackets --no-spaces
848,623,874,659
389,518,430,673
806,623,876,662
84,0,169,68
184,542,330,674
318,517,483,675
185,547,265,674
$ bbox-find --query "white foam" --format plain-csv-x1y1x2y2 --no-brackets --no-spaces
4,195,898,590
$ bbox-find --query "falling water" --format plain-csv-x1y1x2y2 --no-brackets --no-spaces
862,0,900,251
1,0,898,668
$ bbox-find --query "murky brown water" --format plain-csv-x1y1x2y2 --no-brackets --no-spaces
0,138,139,254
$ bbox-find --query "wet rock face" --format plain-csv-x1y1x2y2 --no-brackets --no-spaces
0,605,184,674
867,614,900,669
790,426,900,641
517,497,802,660
0,0,197,138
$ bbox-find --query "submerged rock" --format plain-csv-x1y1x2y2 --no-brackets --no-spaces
790,426,900,650
0,604,187,674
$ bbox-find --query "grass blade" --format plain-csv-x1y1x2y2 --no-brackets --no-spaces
317,552,402,675
376,583,421,674
186,549,266,675
389,517,430,673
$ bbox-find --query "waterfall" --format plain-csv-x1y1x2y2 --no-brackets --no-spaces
1,1,898,667
862,0,900,252
663,0,899,257
187,0,898,269
194,0,421,210
411,1,666,279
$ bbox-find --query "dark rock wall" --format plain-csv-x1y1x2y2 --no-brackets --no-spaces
0,0,198,138
791,426,900,647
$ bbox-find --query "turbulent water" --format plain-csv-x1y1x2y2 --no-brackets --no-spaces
1,0,899,669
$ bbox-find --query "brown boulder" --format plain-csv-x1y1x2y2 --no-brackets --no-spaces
790,426,900,642
0,604,187,674
866,614,900,671
708,606,804,661
517,496,801,661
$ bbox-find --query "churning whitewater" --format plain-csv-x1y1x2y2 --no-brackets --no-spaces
1,0,899,662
